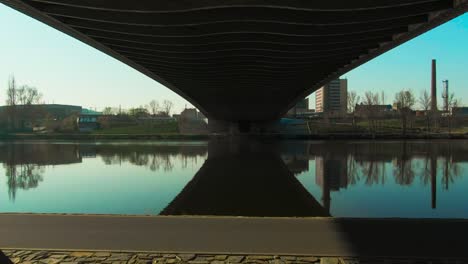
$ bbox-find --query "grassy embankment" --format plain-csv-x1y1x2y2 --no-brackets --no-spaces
0,122,210,140
301,119,468,139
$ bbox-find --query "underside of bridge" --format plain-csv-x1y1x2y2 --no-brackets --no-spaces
1,0,467,131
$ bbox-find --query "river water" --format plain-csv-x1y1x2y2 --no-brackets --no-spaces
0,140,467,218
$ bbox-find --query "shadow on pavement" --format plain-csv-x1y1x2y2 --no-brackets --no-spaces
333,218,468,259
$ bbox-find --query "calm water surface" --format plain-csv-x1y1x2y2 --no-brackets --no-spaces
0,140,467,218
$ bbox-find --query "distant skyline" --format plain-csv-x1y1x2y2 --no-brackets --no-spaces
0,4,466,114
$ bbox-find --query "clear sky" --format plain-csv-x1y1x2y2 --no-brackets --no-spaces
0,4,466,113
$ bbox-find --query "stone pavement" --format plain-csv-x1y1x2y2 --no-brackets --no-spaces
1,250,467,264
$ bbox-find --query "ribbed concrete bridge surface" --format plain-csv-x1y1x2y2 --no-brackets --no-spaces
1,0,466,131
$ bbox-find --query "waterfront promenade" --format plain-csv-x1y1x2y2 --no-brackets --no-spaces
1,214,468,263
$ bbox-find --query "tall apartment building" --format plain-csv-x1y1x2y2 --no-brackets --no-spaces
315,79,348,114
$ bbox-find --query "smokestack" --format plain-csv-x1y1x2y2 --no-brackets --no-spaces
431,59,437,111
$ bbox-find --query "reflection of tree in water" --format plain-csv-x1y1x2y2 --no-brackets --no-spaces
340,141,467,187
359,159,388,186
419,157,433,186
4,164,44,200
393,158,415,185
101,152,205,172
392,142,416,186
346,155,360,185
440,157,462,190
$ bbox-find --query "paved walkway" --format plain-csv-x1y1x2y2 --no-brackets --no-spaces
1,214,468,259
2,250,468,264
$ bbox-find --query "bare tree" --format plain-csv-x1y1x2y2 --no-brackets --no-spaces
362,91,380,133
162,100,174,116
394,90,415,136
102,107,114,115
447,92,461,133
16,86,27,105
6,76,17,106
347,91,360,129
364,91,380,105
347,91,360,113
148,100,160,115
5,76,44,130
5,76,18,130
24,86,42,105
418,90,432,132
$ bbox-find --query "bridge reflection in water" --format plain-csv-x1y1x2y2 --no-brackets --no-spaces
161,139,329,217
0,140,467,218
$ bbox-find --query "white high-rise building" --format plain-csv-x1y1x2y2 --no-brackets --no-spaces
315,79,348,114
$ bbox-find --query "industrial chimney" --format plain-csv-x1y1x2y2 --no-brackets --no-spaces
431,59,437,111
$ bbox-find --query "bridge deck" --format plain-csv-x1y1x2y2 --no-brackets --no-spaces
1,0,466,122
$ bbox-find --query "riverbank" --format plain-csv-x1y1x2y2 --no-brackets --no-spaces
0,132,467,141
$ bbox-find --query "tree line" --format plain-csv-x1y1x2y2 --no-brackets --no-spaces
346,88,462,134
102,99,174,117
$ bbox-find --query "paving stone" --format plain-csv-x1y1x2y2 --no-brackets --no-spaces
62,257,78,262
70,251,94,258
297,256,320,263
79,257,108,262
270,260,286,264
10,257,22,264
214,255,228,260
4,249,468,264
138,256,154,261
12,250,31,257
136,260,153,264
178,254,196,261
279,256,296,261
38,258,62,264
24,251,48,261
320,257,340,264
194,256,215,262
246,256,274,260
226,256,245,263
107,254,132,261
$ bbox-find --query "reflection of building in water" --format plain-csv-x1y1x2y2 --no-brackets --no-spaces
0,143,82,166
315,157,348,190
315,156,348,213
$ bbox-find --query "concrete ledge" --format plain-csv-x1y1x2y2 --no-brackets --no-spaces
1,214,468,258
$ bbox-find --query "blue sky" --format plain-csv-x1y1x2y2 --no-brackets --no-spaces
0,4,466,113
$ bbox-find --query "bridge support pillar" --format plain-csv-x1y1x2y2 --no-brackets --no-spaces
208,119,279,134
